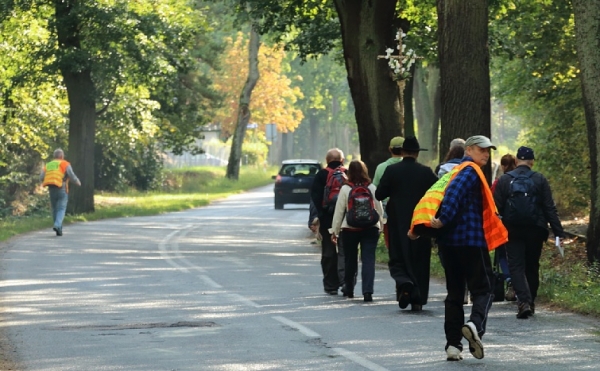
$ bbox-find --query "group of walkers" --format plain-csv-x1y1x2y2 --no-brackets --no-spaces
309,135,565,361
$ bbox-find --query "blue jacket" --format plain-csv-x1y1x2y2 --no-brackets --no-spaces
436,156,486,248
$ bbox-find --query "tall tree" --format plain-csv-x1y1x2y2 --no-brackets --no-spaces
54,0,96,213
572,0,600,263
437,0,491,168
226,24,261,180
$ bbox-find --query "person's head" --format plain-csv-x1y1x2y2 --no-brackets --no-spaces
325,148,344,164
389,136,404,157
53,148,64,160
450,138,466,148
347,159,371,184
443,145,465,162
464,135,496,167
515,146,535,168
400,135,427,158
500,153,516,173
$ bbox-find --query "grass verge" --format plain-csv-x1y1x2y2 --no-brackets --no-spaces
375,235,600,317
0,166,276,242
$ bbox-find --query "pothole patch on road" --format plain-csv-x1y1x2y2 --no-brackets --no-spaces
45,321,219,331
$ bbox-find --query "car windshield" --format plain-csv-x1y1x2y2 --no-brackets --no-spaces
280,164,320,177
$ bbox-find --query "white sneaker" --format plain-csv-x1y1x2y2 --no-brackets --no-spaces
461,321,484,359
446,345,463,361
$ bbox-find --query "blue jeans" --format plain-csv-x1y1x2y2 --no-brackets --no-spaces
340,227,379,295
49,187,68,229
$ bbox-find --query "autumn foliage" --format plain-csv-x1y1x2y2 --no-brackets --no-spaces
212,32,304,138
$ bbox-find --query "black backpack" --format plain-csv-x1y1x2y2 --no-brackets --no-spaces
346,183,379,228
502,170,538,225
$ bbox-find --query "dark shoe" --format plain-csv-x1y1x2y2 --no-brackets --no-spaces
396,283,413,309
53,227,59,236
505,281,516,301
341,285,351,297
461,321,484,359
530,302,535,314
346,293,354,299
324,289,338,295
364,293,373,302
517,302,532,319
411,303,423,312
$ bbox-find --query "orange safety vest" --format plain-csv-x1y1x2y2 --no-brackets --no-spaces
42,160,70,188
410,161,508,251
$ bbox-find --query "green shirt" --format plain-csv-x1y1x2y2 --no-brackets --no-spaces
373,157,402,186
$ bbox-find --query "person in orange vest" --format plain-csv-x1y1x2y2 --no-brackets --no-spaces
409,135,505,362
40,149,81,236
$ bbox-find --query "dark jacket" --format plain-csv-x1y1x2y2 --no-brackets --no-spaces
375,157,438,229
310,160,343,227
493,164,565,238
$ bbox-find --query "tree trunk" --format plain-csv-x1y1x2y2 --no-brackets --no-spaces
309,110,319,159
54,0,96,214
414,62,435,163
333,0,402,176
437,0,491,178
226,25,260,180
429,66,442,162
403,64,416,138
572,0,600,264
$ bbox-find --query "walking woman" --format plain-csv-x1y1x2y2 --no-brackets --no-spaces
329,160,384,302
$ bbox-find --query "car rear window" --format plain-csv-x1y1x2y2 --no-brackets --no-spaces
280,164,321,176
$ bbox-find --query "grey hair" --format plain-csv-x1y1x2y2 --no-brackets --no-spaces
325,148,344,162
450,138,466,148
53,148,64,159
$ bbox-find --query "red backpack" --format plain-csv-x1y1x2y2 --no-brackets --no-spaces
322,166,347,214
346,182,379,228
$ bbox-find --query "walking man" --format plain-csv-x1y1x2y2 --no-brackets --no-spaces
311,148,346,295
410,135,508,361
375,136,438,311
40,148,81,236
493,146,565,318
373,136,404,249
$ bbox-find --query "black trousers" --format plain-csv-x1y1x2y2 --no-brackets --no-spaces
319,223,341,291
505,226,547,305
441,245,494,348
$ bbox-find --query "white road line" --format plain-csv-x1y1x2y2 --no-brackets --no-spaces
272,316,320,338
332,348,390,371
229,293,261,308
172,225,207,273
158,229,189,272
198,275,222,289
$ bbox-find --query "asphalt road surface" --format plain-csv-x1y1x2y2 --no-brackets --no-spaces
1,185,599,370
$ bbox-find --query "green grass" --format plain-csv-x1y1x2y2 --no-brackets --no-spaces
0,166,276,242
377,236,600,318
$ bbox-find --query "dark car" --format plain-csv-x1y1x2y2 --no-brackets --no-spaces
272,159,322,209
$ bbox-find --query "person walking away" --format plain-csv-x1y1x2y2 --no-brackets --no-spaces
490,153,517,301
375,136,438,311
40,148,81,236
493,146,565,318
409,135,508,361
435,138,465,177
310,148,347,295
373,136,404,249
329,160,383,302
437,145,465,178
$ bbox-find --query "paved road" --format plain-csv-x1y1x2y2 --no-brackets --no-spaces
1,185,599,370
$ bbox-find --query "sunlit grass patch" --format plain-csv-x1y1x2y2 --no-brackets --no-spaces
0,166,276,243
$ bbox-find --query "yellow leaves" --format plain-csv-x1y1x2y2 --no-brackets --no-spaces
212,32,304,137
